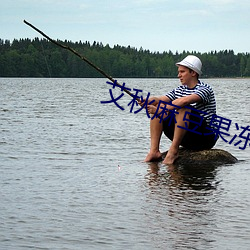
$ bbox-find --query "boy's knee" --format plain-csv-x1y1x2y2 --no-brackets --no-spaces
176,107,189,121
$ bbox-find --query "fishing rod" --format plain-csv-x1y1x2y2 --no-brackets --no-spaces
23,20,138,100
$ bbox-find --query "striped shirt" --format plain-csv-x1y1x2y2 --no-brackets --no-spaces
165,80,216,124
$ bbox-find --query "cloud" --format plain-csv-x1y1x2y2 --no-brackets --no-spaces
206,0,237,4
199,0,250,10
133,0,168,5
79,3,89,10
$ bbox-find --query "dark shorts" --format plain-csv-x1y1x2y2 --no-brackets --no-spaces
163,108,218,150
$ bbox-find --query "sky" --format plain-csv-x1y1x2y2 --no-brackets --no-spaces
1,0,250,53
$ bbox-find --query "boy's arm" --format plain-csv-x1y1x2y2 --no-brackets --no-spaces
171,94,201,109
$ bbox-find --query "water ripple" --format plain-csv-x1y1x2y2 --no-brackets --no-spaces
0,78,250,250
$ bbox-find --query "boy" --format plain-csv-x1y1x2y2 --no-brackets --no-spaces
140,55,218,164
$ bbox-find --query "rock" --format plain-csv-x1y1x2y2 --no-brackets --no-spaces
161,148,238,166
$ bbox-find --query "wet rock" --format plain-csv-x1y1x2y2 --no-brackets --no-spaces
162,148,238,166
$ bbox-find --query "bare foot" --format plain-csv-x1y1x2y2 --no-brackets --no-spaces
163,149,179,165
144,151,162,162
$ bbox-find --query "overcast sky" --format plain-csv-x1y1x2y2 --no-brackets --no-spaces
1,0,250,53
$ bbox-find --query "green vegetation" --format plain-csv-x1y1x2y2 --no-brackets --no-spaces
0,38,250,78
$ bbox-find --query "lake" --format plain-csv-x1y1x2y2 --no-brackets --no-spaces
1,78,250,249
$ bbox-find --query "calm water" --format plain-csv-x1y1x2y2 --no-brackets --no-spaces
1,78,250,250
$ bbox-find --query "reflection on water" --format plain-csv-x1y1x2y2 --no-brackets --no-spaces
144,162,221,249
143,159,250,249
147,162,219,191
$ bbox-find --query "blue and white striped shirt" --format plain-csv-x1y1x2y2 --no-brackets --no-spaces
166,80,216,124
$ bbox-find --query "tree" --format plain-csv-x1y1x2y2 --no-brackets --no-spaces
0,38,249,78
244,56,250,76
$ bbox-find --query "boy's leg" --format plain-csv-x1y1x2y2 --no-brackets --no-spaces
144,117,163,162
163,107,189,164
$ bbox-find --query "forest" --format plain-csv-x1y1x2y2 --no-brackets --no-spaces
0,38,250,78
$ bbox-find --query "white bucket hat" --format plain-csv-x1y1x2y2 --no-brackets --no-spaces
176,55,202,75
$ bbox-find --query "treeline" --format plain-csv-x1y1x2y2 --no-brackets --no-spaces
0,38,250,78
